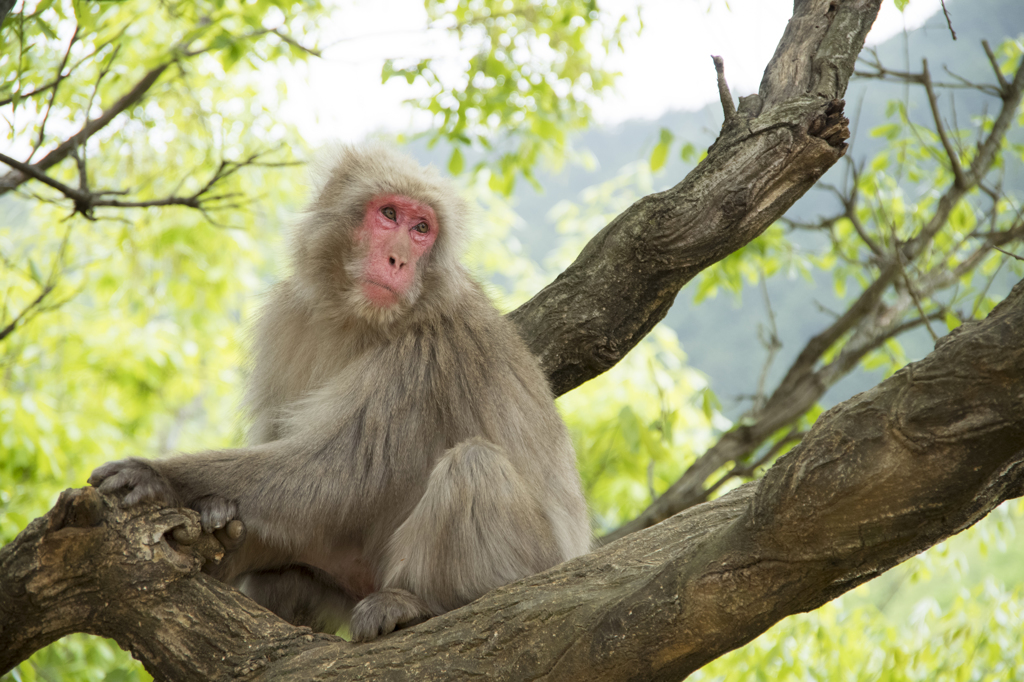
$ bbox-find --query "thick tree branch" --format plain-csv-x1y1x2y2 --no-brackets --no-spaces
602,49,1024,543
3,278,1023,680
508,0,875,396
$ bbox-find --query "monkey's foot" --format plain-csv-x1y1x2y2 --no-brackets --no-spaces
350,588,431,642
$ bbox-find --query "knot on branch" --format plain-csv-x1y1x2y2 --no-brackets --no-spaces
44,487,234,590
808,99,850,151
48,486,106,532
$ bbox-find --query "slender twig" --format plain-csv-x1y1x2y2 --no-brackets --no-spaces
0,284,55,342
269,27,322,57
70,146,88,193
922,60,966,188
753,276,781,411
982,40,1010,91
86,44,122,127
853,53,1003,97
887,216,939,342
29,25,80,161
995,247,1024,261
703,429,806,499
939,0,956,40
711,55,736,123
971,257,1006,317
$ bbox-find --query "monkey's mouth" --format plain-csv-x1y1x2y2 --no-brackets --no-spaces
362,279,400,306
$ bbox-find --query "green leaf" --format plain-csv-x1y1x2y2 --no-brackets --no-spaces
871,122,901,140
28,259,44,285
650,127,673,172
679,142,697,162
448,147,465,175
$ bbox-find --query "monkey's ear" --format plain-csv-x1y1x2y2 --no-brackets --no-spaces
307,141,353,199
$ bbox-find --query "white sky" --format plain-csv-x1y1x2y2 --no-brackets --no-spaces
282,0,945,145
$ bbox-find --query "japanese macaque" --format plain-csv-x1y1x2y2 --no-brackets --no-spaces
89,142,591,641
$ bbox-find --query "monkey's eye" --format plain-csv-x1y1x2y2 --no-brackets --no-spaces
413,222,429,234
381,206,397,221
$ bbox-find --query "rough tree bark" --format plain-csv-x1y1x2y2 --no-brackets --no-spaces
7,1,1022,680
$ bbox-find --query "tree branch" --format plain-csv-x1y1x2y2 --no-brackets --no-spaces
0,61,173,195
509,0,873,396
4,278,1023,680
0,150,291,219
601,48,1024,543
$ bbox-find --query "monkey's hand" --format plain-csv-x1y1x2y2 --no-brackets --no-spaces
192,495,247,553
88,457,180,507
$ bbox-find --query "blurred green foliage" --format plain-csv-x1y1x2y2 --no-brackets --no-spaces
396,0,635,193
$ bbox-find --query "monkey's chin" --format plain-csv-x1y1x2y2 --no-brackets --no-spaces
362,281,400,308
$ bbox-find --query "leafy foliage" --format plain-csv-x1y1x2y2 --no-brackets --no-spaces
1,1,328,678
389,0,635,193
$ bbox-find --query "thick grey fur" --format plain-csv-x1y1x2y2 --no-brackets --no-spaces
89,142,591,641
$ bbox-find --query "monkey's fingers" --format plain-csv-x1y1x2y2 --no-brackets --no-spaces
88,458,177,507
213,519,246,552
87,460,125,487
195,495,239,534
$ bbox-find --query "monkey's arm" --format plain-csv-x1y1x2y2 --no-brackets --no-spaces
89,437,347,542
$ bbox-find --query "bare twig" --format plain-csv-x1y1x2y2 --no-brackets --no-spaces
86,44,123,128
887,218,940,343
70,146,88,193
29,26,79,161
0,149,293,218
712,55,736,123
853,51,1002,97
922,60,966,188
0,284,55,342
982,40,1010,91
753,277,781,410
702,428,805,499
939,0,956,41
995,246,1024,261
269,27,322,58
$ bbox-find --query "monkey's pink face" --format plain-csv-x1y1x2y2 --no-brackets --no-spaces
358,194,438,308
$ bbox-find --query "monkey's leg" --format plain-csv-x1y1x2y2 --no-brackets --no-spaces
238,566,353,634
350,438,561,641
